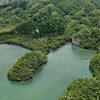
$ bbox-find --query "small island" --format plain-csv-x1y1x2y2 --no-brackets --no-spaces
7,51,47,82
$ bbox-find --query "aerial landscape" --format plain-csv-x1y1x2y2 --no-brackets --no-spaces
0,0,100,100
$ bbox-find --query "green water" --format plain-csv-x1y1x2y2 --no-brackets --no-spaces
0,43,96,100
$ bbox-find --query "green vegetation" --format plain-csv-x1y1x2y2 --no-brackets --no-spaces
90,53,100,77
0,0,100,48
59,53,100,100
73,27,100,49
0,0,65,36
7,51,47,82
15,4,65,37
0,33,70,54
0,0,100,99
60,78,100,100
74,28,100,50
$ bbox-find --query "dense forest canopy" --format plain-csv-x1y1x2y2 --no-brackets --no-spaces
0,0,100,49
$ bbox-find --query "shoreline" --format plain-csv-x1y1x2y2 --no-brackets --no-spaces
0,34,99,100
0,41,33,51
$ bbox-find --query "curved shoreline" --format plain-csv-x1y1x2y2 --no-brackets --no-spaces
0,35,99,100
0,34,70,82
59,52,100,100
0,41,33,51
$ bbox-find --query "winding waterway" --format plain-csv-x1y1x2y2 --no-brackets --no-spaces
0,43,96,100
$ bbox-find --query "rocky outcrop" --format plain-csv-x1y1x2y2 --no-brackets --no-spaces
72,36,80,46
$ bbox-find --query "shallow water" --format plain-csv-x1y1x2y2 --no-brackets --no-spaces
0,43,96,100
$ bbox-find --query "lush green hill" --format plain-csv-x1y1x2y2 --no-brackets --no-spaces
0,0,100,49
14,3,65,37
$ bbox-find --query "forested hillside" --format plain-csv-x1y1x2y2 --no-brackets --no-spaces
0,0,100,100
0,0,100,49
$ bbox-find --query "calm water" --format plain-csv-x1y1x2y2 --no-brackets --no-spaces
0,43,96,100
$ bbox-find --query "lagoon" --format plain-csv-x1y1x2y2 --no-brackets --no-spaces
0,43,95,100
